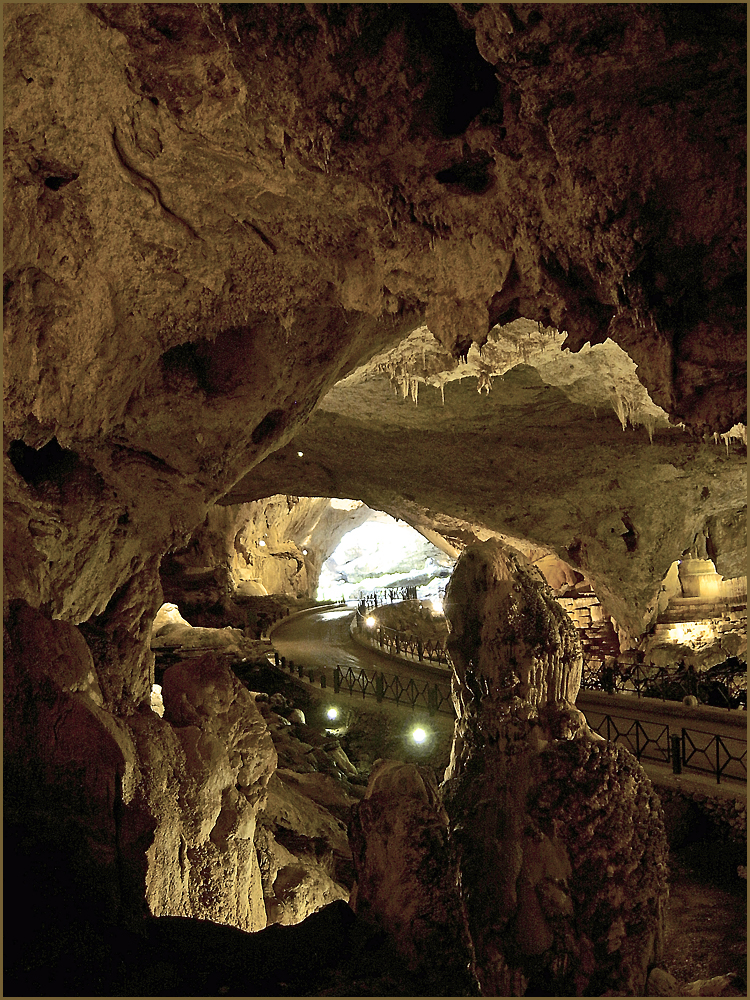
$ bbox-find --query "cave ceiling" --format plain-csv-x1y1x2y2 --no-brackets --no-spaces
223,323,748,635
3,4,747,647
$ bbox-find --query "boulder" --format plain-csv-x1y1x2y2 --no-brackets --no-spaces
349,760,479,995
255,825,349,926
647,967,679,996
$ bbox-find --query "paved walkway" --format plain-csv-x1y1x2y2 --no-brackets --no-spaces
270,606,746,796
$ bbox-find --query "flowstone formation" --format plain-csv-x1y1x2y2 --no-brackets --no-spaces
442,540,669,997
349,540,669,997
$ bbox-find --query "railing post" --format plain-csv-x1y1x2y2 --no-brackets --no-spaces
376,672,384,703
333,666,341,694
670,733,682,774
716,735,721,785
274,651,279,667
281,656,286,670
428,685,437,717
320,672,326,688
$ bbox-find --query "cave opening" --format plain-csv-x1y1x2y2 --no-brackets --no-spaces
315,506,455,603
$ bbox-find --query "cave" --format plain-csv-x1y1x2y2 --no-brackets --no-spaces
3,4,747,997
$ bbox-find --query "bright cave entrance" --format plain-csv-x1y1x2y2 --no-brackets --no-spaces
315,506,455,605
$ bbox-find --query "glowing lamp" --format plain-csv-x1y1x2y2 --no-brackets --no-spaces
412,727,427,744
365,616,376,627
258,539,266,547
326,707,339,721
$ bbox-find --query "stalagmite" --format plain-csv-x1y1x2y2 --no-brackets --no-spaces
350,540,669,998
442,540,669,997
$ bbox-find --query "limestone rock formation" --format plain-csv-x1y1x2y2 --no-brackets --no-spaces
161,495,375,610
348,540,669,997
2,3,744,991
5,608,275,942
349,759,479,996
138,653,277,928
256,768,354,925
442,539,669,996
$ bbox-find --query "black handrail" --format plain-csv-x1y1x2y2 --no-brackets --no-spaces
588,712,746,784
331,663,453,716
355,608,452,666
272,652,746,784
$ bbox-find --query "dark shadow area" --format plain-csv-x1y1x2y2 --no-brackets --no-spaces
403,4,499,137
8,437,80,487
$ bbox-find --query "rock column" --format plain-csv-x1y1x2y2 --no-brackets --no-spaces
349,539,668,996
442,540,668,997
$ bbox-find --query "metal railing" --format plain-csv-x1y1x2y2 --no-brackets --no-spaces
354,608,452,666
271,651,453,716
681,726,748,784
580,659,747,710
587,712,747,785
332,664,454,715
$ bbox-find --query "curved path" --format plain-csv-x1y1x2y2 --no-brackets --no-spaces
270,605,449,685
271,606,746,789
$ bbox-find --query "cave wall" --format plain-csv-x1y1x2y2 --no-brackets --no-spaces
160,495,375,607
3,1,746,975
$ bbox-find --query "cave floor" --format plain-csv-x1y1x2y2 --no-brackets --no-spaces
250,668,748,997
663,840,747,995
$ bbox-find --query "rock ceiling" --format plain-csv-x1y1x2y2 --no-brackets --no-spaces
3,4,747,676
223,323,747,636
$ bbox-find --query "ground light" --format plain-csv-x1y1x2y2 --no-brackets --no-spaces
326,707,339,721
412,727,428,744
365,616,376,627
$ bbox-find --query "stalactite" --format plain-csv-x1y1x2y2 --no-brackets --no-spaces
610,388,629,430
642,412,656,444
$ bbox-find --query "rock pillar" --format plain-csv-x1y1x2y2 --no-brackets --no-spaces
442,540,669,997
